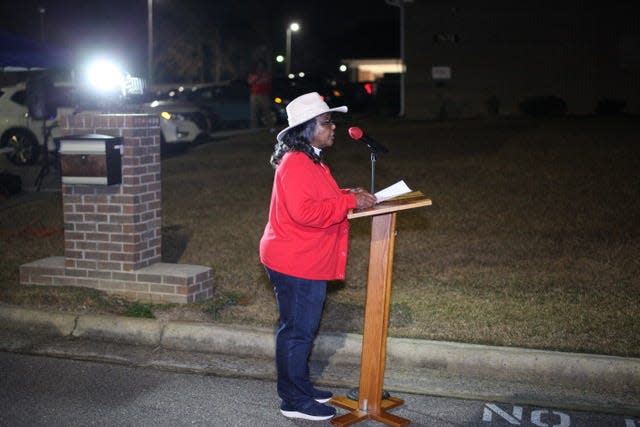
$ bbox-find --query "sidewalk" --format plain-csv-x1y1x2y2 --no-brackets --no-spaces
1,303,638,417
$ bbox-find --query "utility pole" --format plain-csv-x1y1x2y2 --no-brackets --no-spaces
384,0,413,117
38,7,46,41
147,0,153,86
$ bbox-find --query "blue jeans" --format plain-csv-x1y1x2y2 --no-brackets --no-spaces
265,267,327,406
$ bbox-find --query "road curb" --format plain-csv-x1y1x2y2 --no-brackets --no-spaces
73,313,163,346
0,304,77,336
1,304,638,396
386,337,640,393
162,321,273,355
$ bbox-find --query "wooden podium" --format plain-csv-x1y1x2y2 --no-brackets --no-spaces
330,192,432,427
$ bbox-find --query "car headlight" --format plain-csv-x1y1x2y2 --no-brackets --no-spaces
160,111,185,121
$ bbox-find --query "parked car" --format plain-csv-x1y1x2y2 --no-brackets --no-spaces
166,80,283,130
72,87,210,146
0,82,68,165
270,75,376,122
270,77,317,123
142,98,209,145
0,83,209,165
333,81,376,112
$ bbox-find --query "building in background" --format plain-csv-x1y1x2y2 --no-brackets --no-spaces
340,58,404,82
403,1,640,119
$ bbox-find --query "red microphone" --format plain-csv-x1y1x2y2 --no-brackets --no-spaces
347,127,389,153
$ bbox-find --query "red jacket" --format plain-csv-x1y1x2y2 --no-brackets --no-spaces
260,151,357,280
248,71,272,95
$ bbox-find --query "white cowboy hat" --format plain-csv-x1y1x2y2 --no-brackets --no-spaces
276,92,348,142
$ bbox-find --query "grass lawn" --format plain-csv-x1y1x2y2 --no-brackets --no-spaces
1,115,638,357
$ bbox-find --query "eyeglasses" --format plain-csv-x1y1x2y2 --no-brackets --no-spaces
319,119,334,127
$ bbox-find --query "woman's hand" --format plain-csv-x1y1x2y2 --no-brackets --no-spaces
353,188,377,209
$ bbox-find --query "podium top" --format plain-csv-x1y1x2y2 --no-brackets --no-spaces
348,191,432,219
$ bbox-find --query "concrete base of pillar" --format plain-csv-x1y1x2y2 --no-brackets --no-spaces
20,257,214,304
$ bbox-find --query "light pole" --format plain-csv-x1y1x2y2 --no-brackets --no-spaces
38,7,45,41
384,0,412,117
147,0,153,86
285,22,300,76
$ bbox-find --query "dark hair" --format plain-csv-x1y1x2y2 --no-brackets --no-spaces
270,118,320,167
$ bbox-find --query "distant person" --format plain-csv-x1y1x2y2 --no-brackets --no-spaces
247,60,273,128
259,92,377,421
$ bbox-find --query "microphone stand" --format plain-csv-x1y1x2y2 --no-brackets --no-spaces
34,121,57,192
34,121,50,192
370,150,377,194
349,128,388,193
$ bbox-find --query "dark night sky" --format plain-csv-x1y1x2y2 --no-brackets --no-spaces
1,0,400,78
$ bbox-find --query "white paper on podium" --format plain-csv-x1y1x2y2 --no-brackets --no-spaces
375,180,412,203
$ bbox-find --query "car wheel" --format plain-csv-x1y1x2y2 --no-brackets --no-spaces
205,110,221,132
1,129,41,166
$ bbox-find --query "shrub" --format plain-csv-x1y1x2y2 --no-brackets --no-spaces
126,302,155,318
595,98,626,115
519,96,567,117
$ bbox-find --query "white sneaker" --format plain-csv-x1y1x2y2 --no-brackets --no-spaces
280,401,336,421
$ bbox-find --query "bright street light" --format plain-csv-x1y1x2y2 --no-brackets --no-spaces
285,22,300,75
86,59,125,94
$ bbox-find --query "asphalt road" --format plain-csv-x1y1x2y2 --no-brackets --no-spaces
0,352,635,427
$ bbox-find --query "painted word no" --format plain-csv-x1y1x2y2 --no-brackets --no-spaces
483,404,570,427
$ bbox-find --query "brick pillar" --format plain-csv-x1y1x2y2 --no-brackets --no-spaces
58,112,162,271
20,111,214,303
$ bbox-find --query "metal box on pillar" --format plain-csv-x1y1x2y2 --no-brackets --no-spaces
58,134,122,185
